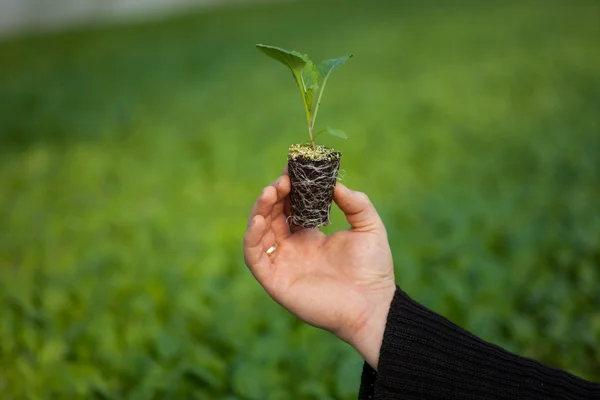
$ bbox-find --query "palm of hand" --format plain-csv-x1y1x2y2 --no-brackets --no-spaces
244,173,395,347
269,228,394,341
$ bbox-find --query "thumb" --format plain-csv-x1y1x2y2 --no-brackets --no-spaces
333,183,385,232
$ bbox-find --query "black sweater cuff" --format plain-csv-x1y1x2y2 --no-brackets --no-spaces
359,287,600,400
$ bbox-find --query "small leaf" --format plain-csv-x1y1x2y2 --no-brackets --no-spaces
317,55,353,85
302,61,318,90
184,365,221,389
325,127,349,139
313,54,353,126
314,127,349,140
302,61,319,113
305,89,314,117
256,44,307,74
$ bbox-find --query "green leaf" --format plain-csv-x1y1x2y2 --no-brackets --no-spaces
302,60,318,89
325,127,349,139
314,127,349,140
256,44,312,127
302,61,319,114
313,54,353,126
317,55,353,82
255,44,308,74
183,365,221,389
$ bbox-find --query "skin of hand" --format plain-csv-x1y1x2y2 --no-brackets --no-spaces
243,168,396,369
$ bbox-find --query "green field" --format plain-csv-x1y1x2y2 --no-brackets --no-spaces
1,0,599,398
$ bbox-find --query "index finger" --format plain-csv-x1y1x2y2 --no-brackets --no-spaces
247,166,289,227
247,185,278,227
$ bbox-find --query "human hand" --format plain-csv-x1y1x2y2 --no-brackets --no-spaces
243,168,396,369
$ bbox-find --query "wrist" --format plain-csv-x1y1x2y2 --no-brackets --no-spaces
348,286,396,370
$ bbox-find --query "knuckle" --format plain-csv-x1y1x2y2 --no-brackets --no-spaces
355,191,370,204
262,185,275,200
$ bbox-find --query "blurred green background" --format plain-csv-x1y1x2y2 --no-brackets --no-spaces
1,0,599,398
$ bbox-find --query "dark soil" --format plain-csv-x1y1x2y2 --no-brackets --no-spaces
287,149,341,228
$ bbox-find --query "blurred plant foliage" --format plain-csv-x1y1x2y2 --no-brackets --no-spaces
1,0,599,398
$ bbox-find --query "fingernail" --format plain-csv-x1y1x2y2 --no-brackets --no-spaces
274,177,281,186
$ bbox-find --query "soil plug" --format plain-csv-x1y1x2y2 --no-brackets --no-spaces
256,44,352,228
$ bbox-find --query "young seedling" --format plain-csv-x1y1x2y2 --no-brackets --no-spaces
256,44,352,148
256,44,353,228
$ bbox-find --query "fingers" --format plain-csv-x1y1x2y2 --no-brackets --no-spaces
270,174,290,216
283,163,291,219
243,215,273,286
244,166,291,288
247,185,278,227
270,174,292,239
333,183,385,232
244,166,293,283
248,166,290,224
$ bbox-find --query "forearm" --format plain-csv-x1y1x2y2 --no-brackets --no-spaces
359,287,600,400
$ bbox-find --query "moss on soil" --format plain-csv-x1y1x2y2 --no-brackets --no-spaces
288,143,342,162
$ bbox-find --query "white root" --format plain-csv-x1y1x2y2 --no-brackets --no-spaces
288,158,340,228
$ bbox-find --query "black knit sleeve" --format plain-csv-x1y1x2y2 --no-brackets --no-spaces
358,287,600,400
